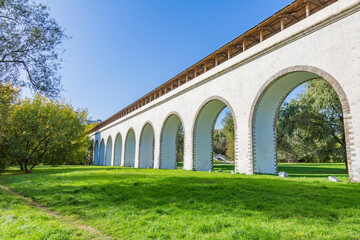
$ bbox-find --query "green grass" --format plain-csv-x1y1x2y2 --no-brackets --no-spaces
0,163,359,239
0,186,98,239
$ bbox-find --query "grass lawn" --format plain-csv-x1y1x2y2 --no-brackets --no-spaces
0,163,359,239
0,185,99,239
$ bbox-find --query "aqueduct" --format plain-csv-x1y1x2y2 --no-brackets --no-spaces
90,0,360,182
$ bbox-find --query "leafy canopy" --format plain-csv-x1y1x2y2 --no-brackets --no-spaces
0,82,19,171
277,78,346,169
222,111,235,160
0,0,67,97
211,111,235,161
7,93,88,173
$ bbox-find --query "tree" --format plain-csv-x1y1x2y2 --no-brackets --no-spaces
62,122,98,166
213,130,227,156
176,125,184,162
7,93,88,173
0,0,67,97
0,82,19,172
222,112,235,161
277,78,347,171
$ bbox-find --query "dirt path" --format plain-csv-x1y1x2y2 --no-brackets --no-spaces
0,183,113,239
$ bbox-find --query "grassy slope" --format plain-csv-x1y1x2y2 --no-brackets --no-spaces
0,163,359,240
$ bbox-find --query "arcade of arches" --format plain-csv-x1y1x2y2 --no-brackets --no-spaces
92,69,355,181
90,1,360,182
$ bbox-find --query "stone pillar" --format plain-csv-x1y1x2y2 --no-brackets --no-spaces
134,133,140,168
120,138,126,167
153,131,161,169
111,137,115,166
182,121,193,171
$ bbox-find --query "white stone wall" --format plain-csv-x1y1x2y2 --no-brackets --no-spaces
91,0,360,182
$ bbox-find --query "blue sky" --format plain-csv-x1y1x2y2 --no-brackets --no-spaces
35,0,294,126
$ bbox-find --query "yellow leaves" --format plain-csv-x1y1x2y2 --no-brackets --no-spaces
6,91,89,169
0,82,19,105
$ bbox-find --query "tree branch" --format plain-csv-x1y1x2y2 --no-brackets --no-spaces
308,118,344,146
29,136,52,173
0,60,34,85
27,134,50,162
0,15,19,23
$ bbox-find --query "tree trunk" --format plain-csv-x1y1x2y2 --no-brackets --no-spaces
20,163,24,171
24,163,30,173
344,159,349,174
341,137,348,174
28,163,37,173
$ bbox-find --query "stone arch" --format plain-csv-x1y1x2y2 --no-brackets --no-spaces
192,96,237,171
249,65,355,181
113,133,122,166
94,140,99,165
139,122,155,169
99,139,105,166
160,112,185,169
124,128,136,167
105,136,113,166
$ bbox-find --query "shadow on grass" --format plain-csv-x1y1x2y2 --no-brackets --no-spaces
278,163,348,178
1,166,359,224
1,165,130,176
213,164,235,171
211,162,347,178
177,162,235,171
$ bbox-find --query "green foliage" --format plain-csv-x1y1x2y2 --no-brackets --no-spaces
0,83,19,172
0,164,358,239
7,93,88,173
222,111,235,160
212,111,235,160
277,79,346,169
0,0,67,97
213,130,227,155
176,125,184,162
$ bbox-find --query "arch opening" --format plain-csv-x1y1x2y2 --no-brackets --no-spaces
193,99,236,172
160,114,184,170
99,139,105,166
124,129,136,167
139,123,155,169
94,140,99,165
251,69,351,177
113,133,122,166
213,107,235,172
105,136,112,166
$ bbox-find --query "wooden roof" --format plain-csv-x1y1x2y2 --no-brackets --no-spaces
91,0,337,133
